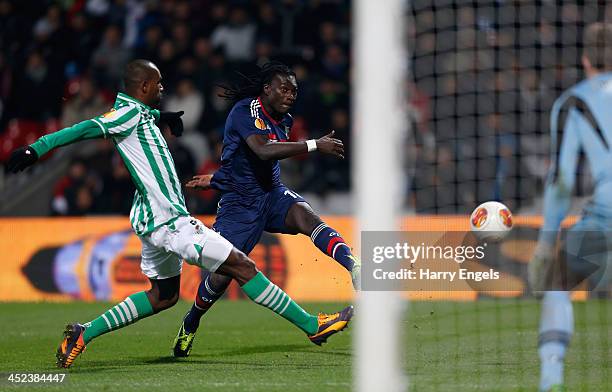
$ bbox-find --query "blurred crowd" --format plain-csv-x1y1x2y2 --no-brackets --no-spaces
0,0,350,215
1,0,607,216
406,1,608,213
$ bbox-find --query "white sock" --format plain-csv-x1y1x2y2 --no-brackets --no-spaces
538,291,573,391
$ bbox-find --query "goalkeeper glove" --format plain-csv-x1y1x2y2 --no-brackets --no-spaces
158,111,184,137
7,146,38,173
528,241,556,294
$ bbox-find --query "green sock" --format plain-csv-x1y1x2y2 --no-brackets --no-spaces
241,272,318,335
82,291,154,344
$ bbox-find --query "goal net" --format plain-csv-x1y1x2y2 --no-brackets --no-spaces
406,0,604,214
356,1,611,390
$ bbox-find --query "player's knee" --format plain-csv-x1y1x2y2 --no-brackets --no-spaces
148,276,180,312
150,292,179,313
236,252,258,283
289,202,321,234
306,214,323,233
165,290,180,306
217,249,259,285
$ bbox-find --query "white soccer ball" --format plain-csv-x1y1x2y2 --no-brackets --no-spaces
469,201,513,242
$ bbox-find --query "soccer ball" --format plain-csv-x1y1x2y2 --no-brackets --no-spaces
469,201,513,242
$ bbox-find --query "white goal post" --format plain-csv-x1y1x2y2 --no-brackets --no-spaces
353,0,408,390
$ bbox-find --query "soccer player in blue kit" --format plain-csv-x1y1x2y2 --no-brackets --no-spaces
173,62,361,356
529,23,612,391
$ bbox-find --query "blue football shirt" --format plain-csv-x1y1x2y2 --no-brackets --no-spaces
211,97,293,197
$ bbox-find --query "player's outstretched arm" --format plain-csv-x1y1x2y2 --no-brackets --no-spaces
245,130,344,161
7,119,105,173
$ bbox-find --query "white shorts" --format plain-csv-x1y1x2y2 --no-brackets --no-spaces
139,216,233,279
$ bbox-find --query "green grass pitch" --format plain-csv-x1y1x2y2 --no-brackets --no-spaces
0,300,609,391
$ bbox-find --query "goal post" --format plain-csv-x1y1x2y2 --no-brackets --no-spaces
353,0,408,390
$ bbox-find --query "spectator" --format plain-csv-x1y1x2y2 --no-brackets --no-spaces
319,44,348,81
200,84,231,140
315,21,344,56
171,22,192,59
254,39,275,66
91,25,131,88
256,3,281,46
10,51,63,121
0,1,358,217
156,39,178,85
163,78,204,133
134,25,163,62
51,159,90,216
69,183,95,216
210,6,256,63
0,0,19,51
67,13,97,73
61,78,110,127
97,152,134,215
32,4,63,43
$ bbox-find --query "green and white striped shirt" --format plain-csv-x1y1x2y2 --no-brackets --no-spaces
31,92,188,235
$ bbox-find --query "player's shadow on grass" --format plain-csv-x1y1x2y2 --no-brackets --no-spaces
196,344,351,359
295,349,351,357
186,343,308,358
145,343,351,363
64,344,350,372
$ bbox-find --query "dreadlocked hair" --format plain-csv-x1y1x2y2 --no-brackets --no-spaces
219,62,296,103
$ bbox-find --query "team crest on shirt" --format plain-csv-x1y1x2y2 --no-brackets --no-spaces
102,108,117,119
254,117,267,130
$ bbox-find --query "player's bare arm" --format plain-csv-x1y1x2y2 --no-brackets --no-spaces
245,130,345,161
185,174,214,190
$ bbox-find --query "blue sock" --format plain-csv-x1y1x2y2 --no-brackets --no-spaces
310,223,354,271
183,271,230,333
538,291,573,391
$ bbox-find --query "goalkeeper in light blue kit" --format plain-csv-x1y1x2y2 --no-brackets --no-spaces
529,23,612,392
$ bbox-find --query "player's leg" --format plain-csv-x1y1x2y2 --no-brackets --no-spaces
181,271,231,326
538,291,573,392
536,222,590,391
536,228,574,391
177,212,264,355
215,247,353,344
174,270,231,356
282,198,361,289
57,232,182,368
82,275,180,342
537,220,610,391
178,216,353,345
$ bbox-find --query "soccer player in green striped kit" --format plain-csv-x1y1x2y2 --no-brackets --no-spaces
7,59,353,368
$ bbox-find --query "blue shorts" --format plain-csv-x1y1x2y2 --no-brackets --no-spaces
212,186,307,254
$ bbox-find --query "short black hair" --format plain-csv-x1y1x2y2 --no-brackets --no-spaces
123,59,158,92
220,62,296,103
